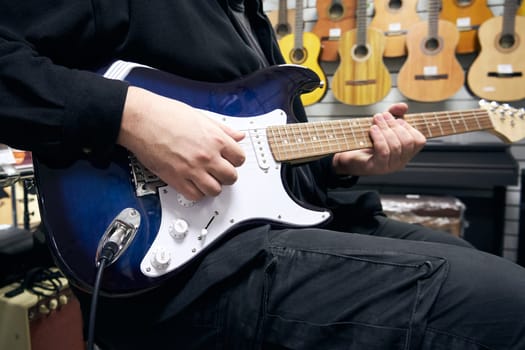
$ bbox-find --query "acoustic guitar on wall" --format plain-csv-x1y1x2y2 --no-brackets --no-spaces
467,0,525,102
332,0,392,105
266,0,296,39
518,0,525,16
369,0,421,57
397,0,464,102
439,0,494,54
279,0,327,105
312,0,357,62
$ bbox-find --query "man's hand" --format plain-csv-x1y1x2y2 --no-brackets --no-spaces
332,102,426,176
117,86,246,201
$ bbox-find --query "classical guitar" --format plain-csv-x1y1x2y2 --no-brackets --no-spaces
518,0,525,16
279,0,327,105
332,0,392,105
467,0,525,102
439,0,493,54
397,0,464,102
34,61,525,296
312,0,357,62
266,0,295,39
369,0,421,57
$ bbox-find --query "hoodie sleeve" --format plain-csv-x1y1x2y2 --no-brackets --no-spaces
0,0,130,161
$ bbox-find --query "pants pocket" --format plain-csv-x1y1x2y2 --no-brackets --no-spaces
262,247,448,349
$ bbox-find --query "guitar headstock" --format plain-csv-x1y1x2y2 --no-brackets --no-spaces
480,100,525,143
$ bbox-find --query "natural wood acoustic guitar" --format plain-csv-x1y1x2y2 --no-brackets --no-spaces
397,0,464,102
266,0,295,39
332,0,392,105
439,0,493,54
312,0,357,62
279,0,327,105
467,0,525,101
369,0,421,57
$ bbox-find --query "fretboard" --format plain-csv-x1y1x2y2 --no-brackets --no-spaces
267,109,493,163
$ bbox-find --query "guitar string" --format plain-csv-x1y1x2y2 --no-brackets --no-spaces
233,110,520,160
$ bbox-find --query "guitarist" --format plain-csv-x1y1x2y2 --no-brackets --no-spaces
1,1,525,349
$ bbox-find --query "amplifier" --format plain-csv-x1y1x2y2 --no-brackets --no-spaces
0,270,85,350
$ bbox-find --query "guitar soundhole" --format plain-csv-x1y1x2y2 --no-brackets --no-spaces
424,37,440,52
328,4,344,20
455,0,473,7
354,44,369,59
291,48,306,64
499,34,516,49
275,23,291,37
388,0,402,10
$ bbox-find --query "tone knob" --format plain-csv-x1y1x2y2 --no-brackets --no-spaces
150,248,171,270
169,219,189,239
177,193,196,207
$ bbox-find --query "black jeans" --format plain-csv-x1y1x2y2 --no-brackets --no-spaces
91,215,525,350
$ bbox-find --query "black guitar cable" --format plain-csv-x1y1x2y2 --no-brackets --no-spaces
87,241,119,350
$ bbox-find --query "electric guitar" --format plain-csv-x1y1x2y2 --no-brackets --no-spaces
35,61,525,296
369,0,421,57
312,0,357,62
332,0,392,105
279,0,327,105
439,0,493,54
397,0,465,102
467,0,525,102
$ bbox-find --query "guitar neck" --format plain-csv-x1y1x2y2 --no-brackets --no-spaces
428,0,440,37
356,0,368,45
294,0,304,49
267,109,493,162
502,0,518,36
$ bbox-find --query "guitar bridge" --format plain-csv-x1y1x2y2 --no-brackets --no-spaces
129,155,166,197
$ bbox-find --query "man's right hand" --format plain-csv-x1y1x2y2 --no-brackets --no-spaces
117,86,246,201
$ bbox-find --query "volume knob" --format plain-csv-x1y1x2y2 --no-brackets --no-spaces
151,248,171,270
169,219,189,240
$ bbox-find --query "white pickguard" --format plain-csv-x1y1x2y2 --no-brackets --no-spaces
140,109,331,277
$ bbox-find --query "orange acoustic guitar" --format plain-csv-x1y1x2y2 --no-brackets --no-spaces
278,0,327,105
369,0,421,57
332,0,392,105
467,0,525,101
266,0,295,39
397,0,464,102
312,0,357,62
439,0,493,54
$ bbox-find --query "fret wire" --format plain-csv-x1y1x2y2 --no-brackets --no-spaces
433,112,444,136
357,119,368,147
459,110,470,131
338,119,351,152
446,112,457,134
312,123,324,155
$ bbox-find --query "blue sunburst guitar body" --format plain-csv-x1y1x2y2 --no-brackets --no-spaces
34,61,330,296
